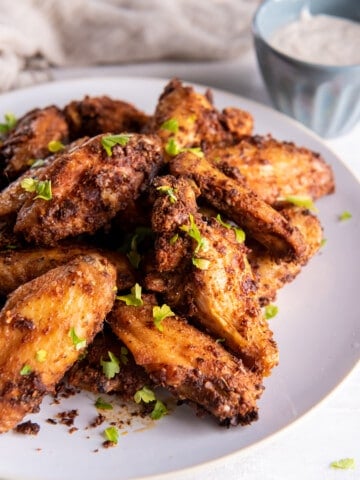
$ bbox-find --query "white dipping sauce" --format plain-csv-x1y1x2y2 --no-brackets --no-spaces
270,9,360,66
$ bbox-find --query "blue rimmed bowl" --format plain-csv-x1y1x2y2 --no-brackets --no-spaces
252,0,360,138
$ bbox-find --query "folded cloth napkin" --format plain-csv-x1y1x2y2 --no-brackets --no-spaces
0,0,259,92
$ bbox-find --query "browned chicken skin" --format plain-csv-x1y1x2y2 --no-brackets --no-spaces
205,135,335,205
148,176,278,376
108,295,263,426
170,151,306,261
14,133,164,245
248,206,323,305
0,253,116,433
0,245,135,296
63,95,149,140
0,106,69,180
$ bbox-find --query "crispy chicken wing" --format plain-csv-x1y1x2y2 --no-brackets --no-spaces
14,133,163,245
146,79,251,154
0,106,68,180
108,295,262,426
170,151,306,260
67,329,150,397
63,96,149,140
0,245,135,296
0,253,116,433
148,176,278,376
248,206,323,305
205,135,335,205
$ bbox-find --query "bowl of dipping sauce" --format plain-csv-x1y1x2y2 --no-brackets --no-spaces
252,0,360,138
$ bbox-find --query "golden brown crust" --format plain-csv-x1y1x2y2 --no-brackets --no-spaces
14,133,164,245
170,151,307,261
108,295,263,426
0,106,69,180
63,95,149,140
205,135,335,204
0,253,116,433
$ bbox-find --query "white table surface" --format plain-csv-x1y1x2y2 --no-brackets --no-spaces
50,50,359,480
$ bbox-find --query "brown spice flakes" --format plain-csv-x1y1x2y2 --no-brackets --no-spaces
102,440,116,448
56,409,78,427
15,420,40,435
89,413,105,428
46,418,57,425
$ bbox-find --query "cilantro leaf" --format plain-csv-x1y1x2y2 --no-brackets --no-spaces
95,397,113,410
0,112,17,135
68,327,86,351
339,210,352,221
48,140,65,153
192,257,210,270
156,185,177,203
104,426,119,444
169,233,179,245
29,159,46,168
20,365,32,376
160,118,179,133
134,386,156,404
117,283,143,306
150,400,168,420
152,304,175,332
35,350,47,363
100,351,120,379
101,134,130,156
180,214,208,254
264,304,278,319
20,177,52,201
282,195,316,211
330,458,355,470
216,214,245,243
165,138,181,156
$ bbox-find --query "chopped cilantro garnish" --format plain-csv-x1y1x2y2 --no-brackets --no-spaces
165,138,181,156
119,346,129,365
0,112,17,135
160,118,179,133
164,139,203,158
282,195,316,211
152,304,175,332
104,426,119,444
127,234,141,269
215,338,225,343
68,327,86,351
216,214,245,243
180,214,208,254
264,304,278,319
20,177,52,201
48,140,65,153
100,351,120,379
150,400,168,420
134,386,156,404
169,233,179,245
101,134,130,156
339,210,352,221
330,458,355,470
20,365,32,376
125,227,153,269
156,185,177,203
117,283,143,306
320,238,327,248
35,350,47,363
95,397,113,410
192,257,210,270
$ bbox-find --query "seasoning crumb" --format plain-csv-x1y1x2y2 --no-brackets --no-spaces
46,418,57,425
93,449,99,453
68,427,78,434
56,409,78,427
89,413,105,428
103,440,116,448
15,420,40,435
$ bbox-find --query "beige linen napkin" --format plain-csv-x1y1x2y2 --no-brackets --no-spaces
0,0,259,92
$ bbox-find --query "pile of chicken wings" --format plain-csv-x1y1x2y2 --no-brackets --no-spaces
0,79,334,433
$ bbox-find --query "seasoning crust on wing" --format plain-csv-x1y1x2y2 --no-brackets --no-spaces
0,253,116,433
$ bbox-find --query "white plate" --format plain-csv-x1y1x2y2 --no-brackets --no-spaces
0,77,359,480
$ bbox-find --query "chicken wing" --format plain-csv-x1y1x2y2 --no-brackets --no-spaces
205,135,335,205
0,245,135,296
0,253,116,433
108,295,262,426
63,95,149,140
145,78,251,154
14,133,163,245
0,106,69,180
248,206,323,305
170,151,306,260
